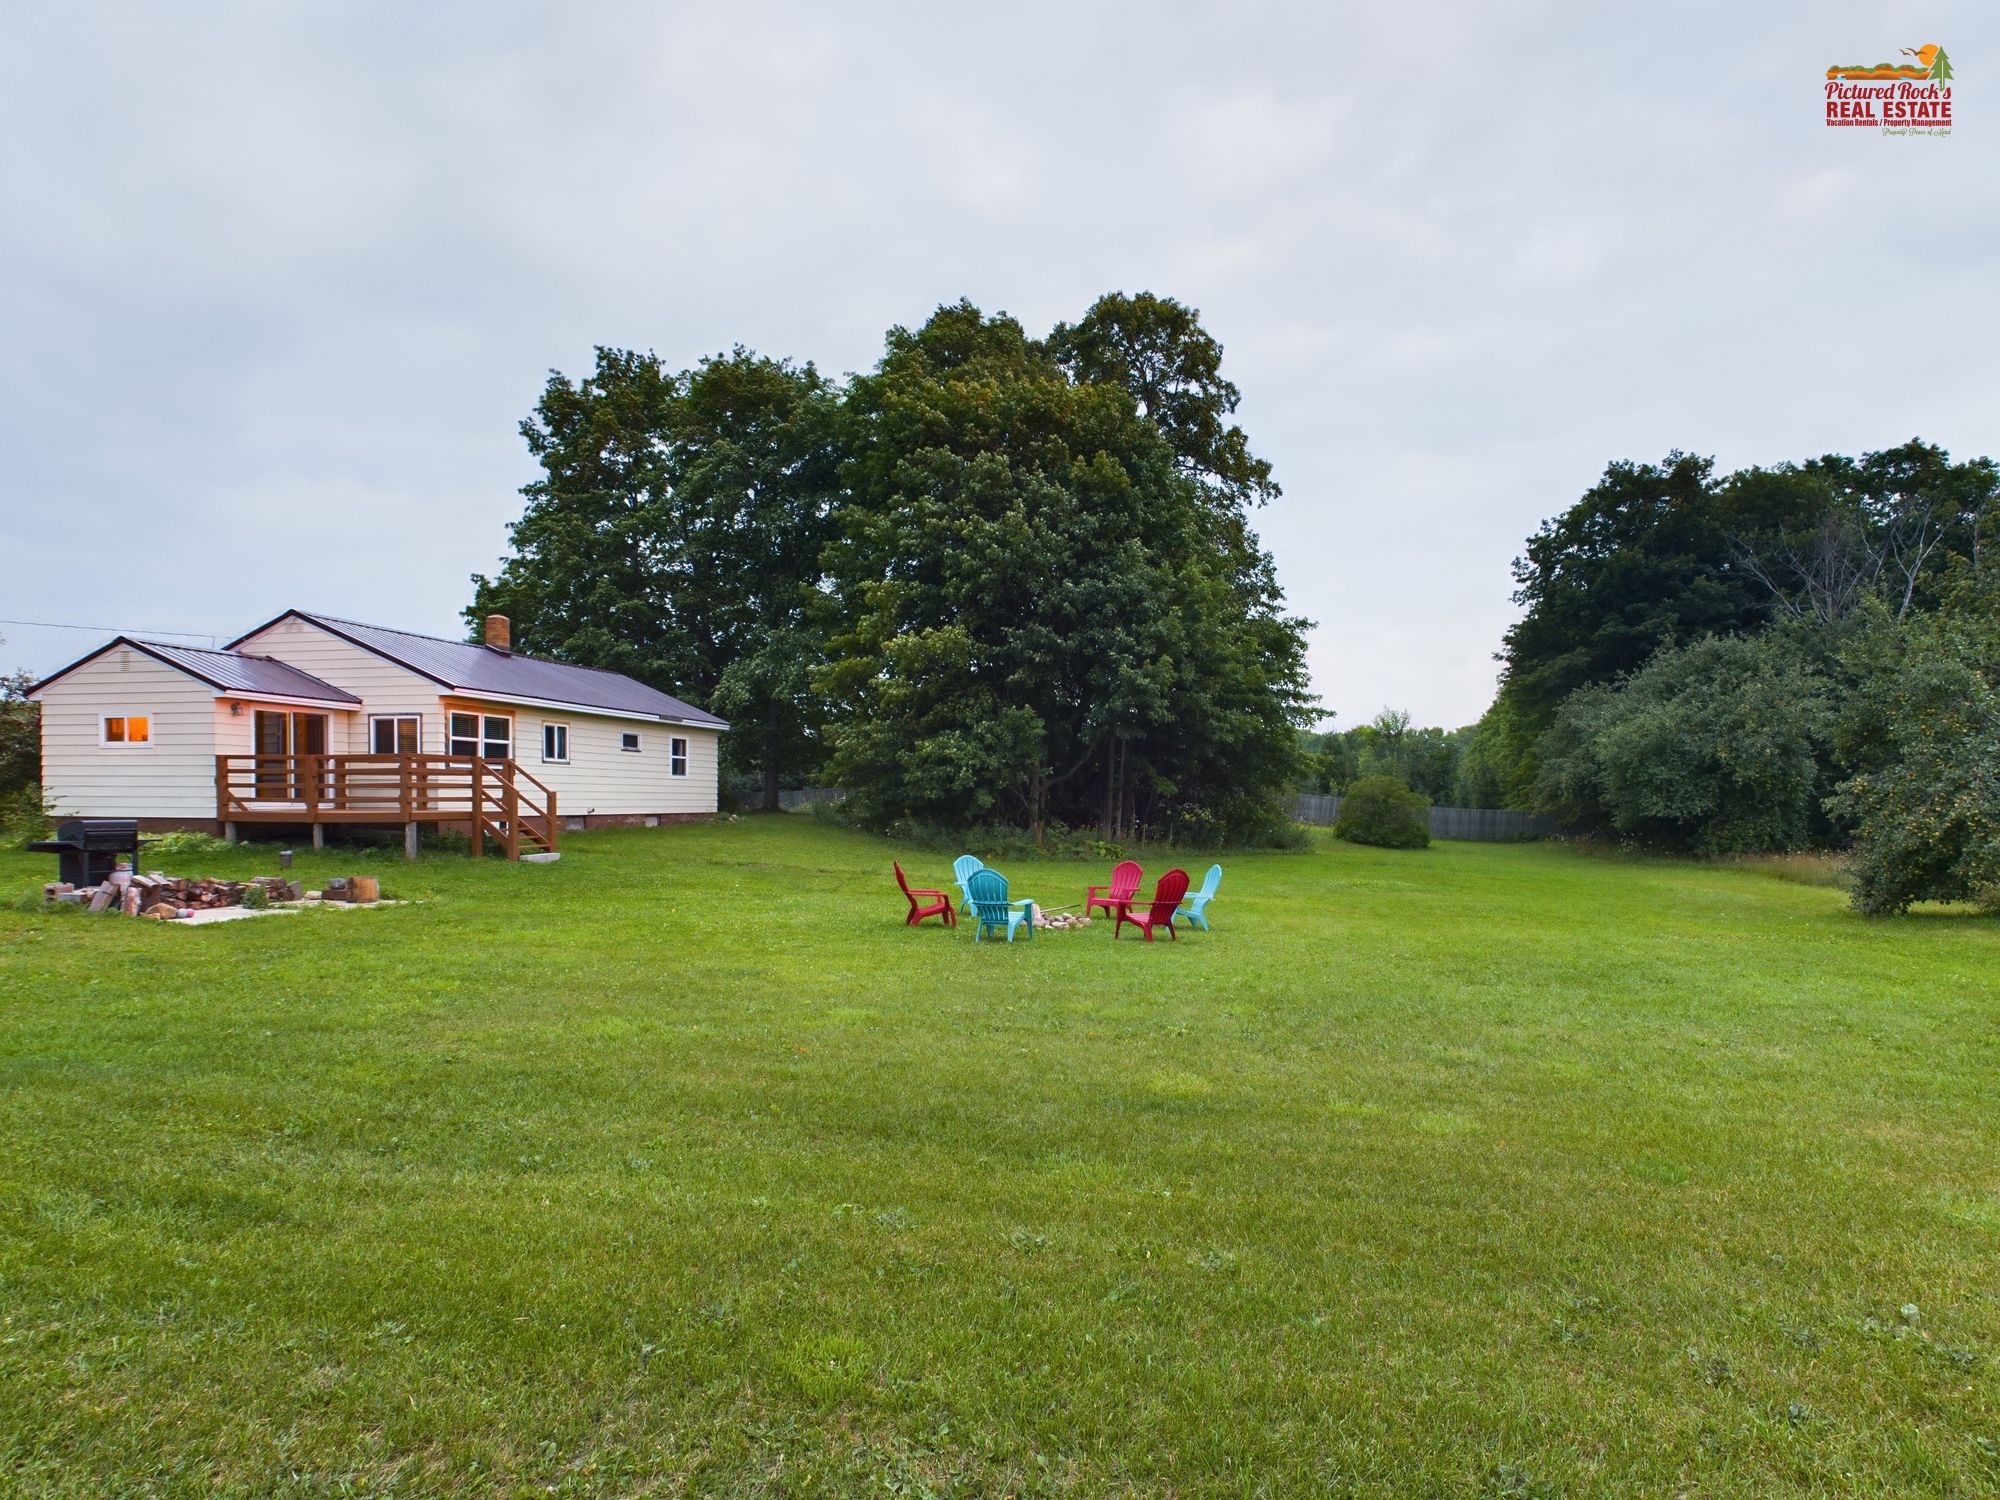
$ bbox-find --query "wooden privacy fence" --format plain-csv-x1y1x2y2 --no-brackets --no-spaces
1291,793,1558,842
777,787,848,811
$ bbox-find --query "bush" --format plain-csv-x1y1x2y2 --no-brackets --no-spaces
141,830,238,858
1334,776,1431,849
1533,633,1834,853
1827,620,2000,915
0,782,54,847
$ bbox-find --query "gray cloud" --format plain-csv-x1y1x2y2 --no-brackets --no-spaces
4,1,1994,727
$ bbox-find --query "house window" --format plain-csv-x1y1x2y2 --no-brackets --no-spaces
620,732,640,753
449,711,512,759
101,713,153,747
370,715,420,754
542,723,569,763
669,736,689,776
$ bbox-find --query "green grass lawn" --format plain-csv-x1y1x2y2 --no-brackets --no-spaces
2,817,1997,1497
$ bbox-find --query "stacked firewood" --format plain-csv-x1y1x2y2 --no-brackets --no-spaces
43,873,304,919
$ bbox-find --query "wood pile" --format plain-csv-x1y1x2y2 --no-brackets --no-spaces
44,872,305,919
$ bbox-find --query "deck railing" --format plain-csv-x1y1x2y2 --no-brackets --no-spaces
215,752,557,858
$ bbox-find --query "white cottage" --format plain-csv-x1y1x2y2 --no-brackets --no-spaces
28,611,727,857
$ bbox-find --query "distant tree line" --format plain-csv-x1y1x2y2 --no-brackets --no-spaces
1462,441,1999,912
1297,710,1481,806
468,294,1315,845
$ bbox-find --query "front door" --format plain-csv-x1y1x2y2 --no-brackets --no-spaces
253,710,288,799
297,713,330,801
252,711,332,800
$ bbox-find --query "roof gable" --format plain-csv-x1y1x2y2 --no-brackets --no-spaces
29,637,361,706
226,611,728,728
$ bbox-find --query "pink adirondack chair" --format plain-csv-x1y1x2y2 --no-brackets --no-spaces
1113,867,1190,943
1085,860,1144,920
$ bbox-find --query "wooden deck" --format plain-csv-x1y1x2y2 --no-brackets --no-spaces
216,753,557,859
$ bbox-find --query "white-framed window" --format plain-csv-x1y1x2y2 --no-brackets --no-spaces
620,731,641,753
100,712,154,747
449,711,512,760
542,723,569,763
669,735,689,776
370,715,421,754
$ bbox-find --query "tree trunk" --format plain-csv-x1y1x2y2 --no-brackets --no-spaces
760,697,781,812
1100,739,1116,838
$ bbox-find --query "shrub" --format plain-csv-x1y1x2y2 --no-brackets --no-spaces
1825,612,2000,915
1334,776,1431,849
0,783,55,848
1533,632,1834,853
141,830,238,858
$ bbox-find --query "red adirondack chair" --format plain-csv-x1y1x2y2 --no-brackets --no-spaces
1085,859,1144,920
1113,867,1189,943
895,862,956,927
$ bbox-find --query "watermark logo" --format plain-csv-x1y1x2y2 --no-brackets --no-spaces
1826,44,1953,135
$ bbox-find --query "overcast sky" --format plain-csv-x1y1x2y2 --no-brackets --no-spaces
3,3,1994,728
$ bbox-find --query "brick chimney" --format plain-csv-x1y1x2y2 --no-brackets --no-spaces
484,614,511,653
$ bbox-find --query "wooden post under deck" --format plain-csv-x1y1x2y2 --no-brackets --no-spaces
404,822,419,860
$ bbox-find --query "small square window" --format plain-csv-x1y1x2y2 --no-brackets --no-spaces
102,713,153,746
669,736,689,776
620,732,640,753
371,715,419,754
543,723,569,763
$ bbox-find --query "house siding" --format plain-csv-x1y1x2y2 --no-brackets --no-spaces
513,709,720,817
234,616,448,754
36,646,221,819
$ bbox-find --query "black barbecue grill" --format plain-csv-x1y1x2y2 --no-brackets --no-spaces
26,818,147,887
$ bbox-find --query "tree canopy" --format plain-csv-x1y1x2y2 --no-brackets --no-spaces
817,299,1311,841
467,348,840,807
1481,435,2000,908
468,294,1313,840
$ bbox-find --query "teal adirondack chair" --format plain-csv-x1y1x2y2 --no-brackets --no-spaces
1178,864,1223,930
952,855,986,914
966,867,1035,943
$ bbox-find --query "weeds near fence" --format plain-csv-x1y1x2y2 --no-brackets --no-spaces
1714,851,1850,889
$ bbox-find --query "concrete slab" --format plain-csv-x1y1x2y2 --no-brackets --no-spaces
168,899,408,926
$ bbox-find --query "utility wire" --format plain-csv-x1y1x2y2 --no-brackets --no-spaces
0,616,219,648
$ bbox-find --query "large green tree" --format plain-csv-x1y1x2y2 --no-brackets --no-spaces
0,651,43,836
1489,440,1997,804
1828,606,2000,914
468,348,840,808
1050,291,1278,512
1500,452,1777,732
1532,631,1835,853
818,300,1311,841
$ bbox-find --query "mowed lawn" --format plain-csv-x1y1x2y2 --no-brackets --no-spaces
1,819,1997,1497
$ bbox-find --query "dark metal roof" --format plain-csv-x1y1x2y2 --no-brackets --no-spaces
29,637,361,705
233,611,729,727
